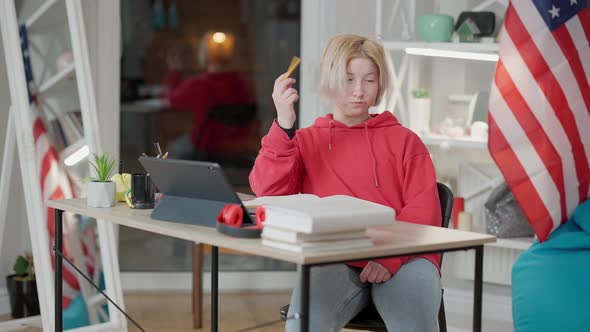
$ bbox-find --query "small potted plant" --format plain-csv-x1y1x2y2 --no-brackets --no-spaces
6,253,40,318
409,88,432,135
87,153,117,207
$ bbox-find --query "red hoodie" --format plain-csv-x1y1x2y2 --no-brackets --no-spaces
249,111,441,276
164,70,255,153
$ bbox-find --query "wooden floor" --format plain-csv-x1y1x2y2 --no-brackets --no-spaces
0,291,292,332
125,291,292,332
1,291,362,331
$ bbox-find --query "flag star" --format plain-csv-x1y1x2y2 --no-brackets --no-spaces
548,5,560,18
571,0,578,5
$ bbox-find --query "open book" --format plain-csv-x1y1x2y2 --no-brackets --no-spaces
243,194,395,234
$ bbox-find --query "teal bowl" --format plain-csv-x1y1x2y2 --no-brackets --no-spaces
418,14,454,42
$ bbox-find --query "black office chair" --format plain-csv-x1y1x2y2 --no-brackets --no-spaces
194,104,259,185
280,182,454,331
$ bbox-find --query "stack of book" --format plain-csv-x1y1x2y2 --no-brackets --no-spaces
245,194,395,253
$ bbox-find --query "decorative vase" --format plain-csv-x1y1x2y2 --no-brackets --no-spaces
408,98,432,135
87,181,116,208
418,14,455,42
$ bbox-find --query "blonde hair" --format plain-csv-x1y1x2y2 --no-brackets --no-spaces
319,34,390,105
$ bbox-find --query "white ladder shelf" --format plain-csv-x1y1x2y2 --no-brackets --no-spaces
0,0,125,331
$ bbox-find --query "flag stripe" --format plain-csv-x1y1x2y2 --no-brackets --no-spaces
507,2,590,211
553,23,590,123
35,134,49,175
552,23,590,199
575,8,590,48
490,81,562,231
566,13,590,104
33,118,44,142
494,61,567,222
488,114,556,242
498,29,580,218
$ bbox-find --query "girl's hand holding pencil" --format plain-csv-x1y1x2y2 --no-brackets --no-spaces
272,56,300,129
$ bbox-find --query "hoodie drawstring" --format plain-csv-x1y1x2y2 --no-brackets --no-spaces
329,120,334,151
364,123,379,187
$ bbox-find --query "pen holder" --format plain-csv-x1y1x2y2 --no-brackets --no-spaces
126,173,156,209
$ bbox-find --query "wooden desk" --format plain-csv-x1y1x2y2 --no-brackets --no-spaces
47,199,496,332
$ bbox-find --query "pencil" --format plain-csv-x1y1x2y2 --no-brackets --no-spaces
284,56,301,79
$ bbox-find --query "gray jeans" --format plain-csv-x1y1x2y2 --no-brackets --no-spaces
286,258,441,332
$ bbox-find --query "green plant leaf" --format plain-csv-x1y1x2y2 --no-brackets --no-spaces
412,88,430,98
88,153,117,182
14,256,29,276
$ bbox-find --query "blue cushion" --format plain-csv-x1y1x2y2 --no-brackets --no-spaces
63,273,108,329
512,199,590,332
63,293,89,330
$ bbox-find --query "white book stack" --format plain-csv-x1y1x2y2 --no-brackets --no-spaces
244,194,396,253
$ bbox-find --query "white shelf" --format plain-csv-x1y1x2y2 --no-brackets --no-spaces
38,63,75,95
421,134,488,150
382,41,499,53
448,94,476,103
485,237,535,251
25,0,65,33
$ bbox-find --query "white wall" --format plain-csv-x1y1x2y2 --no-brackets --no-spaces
300,0,377,127
82,0,121,157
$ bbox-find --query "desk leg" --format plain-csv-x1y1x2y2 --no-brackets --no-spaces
54,208,63,332
192,243,203,329
473,246,483,332
211,246,218,332
300,265,310,332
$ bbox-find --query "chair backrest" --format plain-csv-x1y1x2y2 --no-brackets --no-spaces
436,182,453,229
436,182,454,265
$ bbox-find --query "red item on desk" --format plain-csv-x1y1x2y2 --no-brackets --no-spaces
452,197,465,229
217,204,243,226
216,204,265,229
255,206,266,228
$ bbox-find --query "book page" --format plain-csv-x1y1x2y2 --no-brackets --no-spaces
242,193,319,208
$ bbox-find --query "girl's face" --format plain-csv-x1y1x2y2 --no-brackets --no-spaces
333,57,379,126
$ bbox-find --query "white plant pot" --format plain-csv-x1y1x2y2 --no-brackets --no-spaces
408,98,431,135
87,181,116,208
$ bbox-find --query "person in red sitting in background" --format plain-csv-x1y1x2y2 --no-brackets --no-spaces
163,31,256,160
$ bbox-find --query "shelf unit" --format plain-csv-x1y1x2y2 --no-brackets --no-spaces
0,0,124,330
24,0,65,33
382,40,499,52
421,133,488,149
374,0,504,131
38,62,75,95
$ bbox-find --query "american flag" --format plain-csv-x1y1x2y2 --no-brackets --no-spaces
489,0,590,242
20,26,98,308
